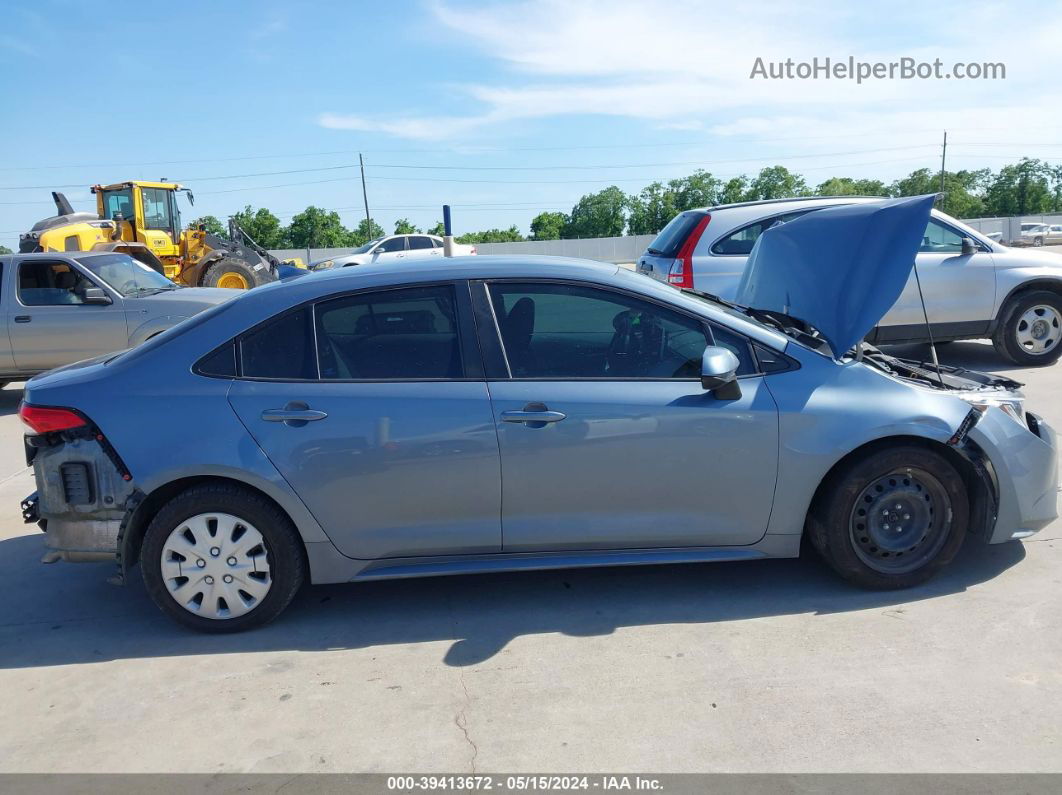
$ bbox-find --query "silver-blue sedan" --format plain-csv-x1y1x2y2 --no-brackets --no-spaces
19,197,1059,631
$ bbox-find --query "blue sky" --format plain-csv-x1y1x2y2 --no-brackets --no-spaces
2,0,1060,249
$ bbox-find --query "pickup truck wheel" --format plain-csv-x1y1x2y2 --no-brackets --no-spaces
807,444,968,589
992,290,1062,366
1033,236,1044,247
141,484,306,632
202,258,263,290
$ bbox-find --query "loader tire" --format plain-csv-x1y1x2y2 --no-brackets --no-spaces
202,258,267,290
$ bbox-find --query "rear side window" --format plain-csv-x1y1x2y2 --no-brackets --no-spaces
408,236,433,250
241,308,317,379
646,211,707,258
315,285,461,379
711,209,820,256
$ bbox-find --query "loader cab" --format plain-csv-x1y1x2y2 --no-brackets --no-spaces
93,182,183,264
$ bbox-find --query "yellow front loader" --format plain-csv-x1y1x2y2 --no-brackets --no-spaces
19,181,292,289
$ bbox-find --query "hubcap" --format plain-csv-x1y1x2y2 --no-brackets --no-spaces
849,468,952,574
217,272,250,290
160,513,272,620
1015,304,1061,355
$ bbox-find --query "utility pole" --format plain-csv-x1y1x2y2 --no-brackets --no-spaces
938,131,947,211
359,153,371,231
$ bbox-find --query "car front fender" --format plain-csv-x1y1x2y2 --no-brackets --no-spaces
128,315,188,346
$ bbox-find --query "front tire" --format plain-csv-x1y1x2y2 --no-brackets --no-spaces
141,484,306,632
807,444,969,589
992,290,1062,366
202,257,267,290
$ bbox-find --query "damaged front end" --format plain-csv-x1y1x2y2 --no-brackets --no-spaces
21,403,136,565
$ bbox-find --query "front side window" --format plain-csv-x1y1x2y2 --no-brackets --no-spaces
316,285,461,379
100,189,134,222
488,282,709,378
920,219,964,253
376,237,406,253
18,260,96,306
711,209,819,256
140,188,174,231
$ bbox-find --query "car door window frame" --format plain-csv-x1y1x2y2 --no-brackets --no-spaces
15,257,114,308
471,278,777,381
224,279,484,383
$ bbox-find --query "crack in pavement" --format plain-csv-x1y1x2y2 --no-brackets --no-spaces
454,671,479,774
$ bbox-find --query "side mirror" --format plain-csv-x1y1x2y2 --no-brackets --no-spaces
82,287,111,305
961,237,978,255
701,346,741,400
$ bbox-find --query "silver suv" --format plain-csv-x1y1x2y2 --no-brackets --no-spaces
637,197,1062,366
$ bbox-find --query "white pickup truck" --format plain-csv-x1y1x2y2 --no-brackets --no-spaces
0,251,236,384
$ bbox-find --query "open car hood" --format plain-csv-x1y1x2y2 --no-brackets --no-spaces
735,194,936,356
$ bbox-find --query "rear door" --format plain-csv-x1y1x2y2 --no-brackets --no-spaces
226,281,502,559
9,256,129,372
408,235,438,258
476,279,779,552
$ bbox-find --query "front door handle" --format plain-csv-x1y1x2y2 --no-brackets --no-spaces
500,402,567,427
261,401,328,427
14,316,31,323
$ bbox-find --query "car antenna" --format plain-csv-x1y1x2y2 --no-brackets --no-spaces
914,192,946,387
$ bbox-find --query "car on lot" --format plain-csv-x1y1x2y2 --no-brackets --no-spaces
310,234,477,271
19,196,1058,632
1018,223,1054,246
0,251,236,386
637,197,1062,366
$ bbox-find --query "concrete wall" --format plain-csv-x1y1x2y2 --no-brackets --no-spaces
961,214,1062,244
269,235,657,266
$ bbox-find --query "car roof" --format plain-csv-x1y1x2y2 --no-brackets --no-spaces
689,195,883,214
11,251,124,260
307,254,617,284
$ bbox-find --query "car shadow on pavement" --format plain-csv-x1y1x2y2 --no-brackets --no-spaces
0,530,1026,669
0,386,24,417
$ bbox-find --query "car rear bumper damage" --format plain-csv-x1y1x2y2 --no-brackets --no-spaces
24,429,135,564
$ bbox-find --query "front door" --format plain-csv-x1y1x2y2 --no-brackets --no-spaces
478,280,779,552
226,283,502,560
10,257,129,372
879,217,996,334
370,236,408,264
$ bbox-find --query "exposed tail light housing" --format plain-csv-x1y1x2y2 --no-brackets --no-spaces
667,213,711,288
19,403,88,434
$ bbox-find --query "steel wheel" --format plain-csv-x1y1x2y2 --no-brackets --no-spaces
159,512,272,620
848,467,953,575
217,271,250,289
1014,304,1061,356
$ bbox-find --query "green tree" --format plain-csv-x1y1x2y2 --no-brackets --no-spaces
816,177,888,196
627,182,677,236
564,186,627,238
427,221,446,236
718,176,749,204
671,169,722,210
744,166,808,201
890,167,989,218
231,206,284,248
0,245,12,255
983,159,1053,216
529,211,569,240
284,206,351,248
189,215,226,237
350,217,385,245
394,218,420,235
456,226,525,244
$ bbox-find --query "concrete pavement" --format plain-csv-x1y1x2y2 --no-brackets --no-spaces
0,343,1059,773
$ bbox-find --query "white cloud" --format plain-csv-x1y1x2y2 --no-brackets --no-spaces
317,0,1062,145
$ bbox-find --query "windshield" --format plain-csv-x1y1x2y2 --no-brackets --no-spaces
74,253,178,296
350,237,384,254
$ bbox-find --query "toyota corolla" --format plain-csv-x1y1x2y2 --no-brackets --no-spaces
18,195,1058,632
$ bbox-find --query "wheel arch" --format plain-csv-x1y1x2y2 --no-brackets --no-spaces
118,474,309,578
803,434,990,551
995,278,1062,323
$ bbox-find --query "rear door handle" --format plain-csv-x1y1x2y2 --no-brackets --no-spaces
14,316,30,323
261,401,328,427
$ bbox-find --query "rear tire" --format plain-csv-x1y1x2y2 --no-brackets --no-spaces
992,290,1062,366
807,444,968,589
141,484,306,632
202,257,267,290
1034,236,1044,247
